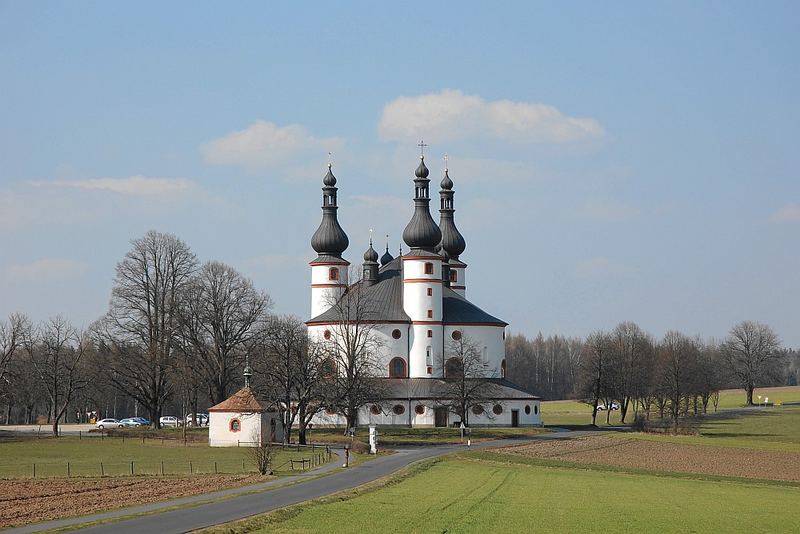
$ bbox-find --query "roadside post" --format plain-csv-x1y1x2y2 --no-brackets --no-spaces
343,445,350,468
369,425,378,454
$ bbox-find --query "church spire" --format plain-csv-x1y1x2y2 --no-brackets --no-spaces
438,159,466,260
311,163,349,257
362,236,379,286
380,234,394,265
402,146,442,251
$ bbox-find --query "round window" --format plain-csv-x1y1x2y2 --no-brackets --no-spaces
415,404,425,415
472,405,484,415
230,419,241,432
393,404,405,415
492,404,503,415
524,405,531,415
451,330,462,340
370,404,381,416
323,329,331,340
392,329,401,339
325,407,336,415
534,404,539,415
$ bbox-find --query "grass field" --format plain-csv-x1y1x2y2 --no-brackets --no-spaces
309,425,548,447
0,435,325,478
230,457,799,533
541,385,800,427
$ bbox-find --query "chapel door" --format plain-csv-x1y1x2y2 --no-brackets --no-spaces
434,407,448,428
511,409,519,428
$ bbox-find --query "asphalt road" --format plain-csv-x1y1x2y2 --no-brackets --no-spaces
9,430,595,534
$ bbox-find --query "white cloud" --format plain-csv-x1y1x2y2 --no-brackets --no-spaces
379,89,604,144
34,176,194,196
769,204,800,223
6,258,88,283
202,120,345,171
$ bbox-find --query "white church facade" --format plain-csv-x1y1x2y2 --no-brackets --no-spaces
304,154,541,428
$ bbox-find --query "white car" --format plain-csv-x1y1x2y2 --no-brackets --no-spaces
95,418,124,429
597,402,620,411
184,413,209,427
119,418,142,427
159,415,179,427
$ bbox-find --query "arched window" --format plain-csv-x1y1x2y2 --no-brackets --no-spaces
427,287,433,296
370,404,381,416
393,404,405,415
423,262,434,275
450,270,457,282
229,419,241,432
328,267,339,281
427,329,433,338
451,330,462,341
427,309,433,318
392,329,402,339
426,347,432,366
415,405,425,415
323,329,331,340
388,357,407,378
445,358,464,379
321,358,337,379
501,359,506,378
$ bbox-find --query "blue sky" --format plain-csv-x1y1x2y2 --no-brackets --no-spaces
1,1,798,345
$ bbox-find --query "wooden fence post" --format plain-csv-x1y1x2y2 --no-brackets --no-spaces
189,460,193,474
67,462,70,478
100,462,104,476
214,461,217,474
160,461,164,476
130,461,134,476
32,463,35,478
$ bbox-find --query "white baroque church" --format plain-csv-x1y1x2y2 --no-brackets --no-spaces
305,154,541,428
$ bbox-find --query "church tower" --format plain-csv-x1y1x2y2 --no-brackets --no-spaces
402,154,444,377
309,164,349,318
438,164,467,296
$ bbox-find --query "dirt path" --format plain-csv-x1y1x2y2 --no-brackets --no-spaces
497,435,800,482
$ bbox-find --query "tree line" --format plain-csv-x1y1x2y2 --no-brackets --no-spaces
507,321,794,432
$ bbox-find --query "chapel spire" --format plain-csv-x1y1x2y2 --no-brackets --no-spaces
311,163,349,258
438,160,466,260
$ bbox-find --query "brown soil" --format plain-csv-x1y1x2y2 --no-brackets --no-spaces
0,474,266,528
496,435,800,482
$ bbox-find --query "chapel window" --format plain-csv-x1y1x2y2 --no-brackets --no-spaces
424,262,434,275
328,268,339,281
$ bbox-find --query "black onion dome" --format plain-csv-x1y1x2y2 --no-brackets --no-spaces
311,165,349,257
415,157,429,178
323,164,337,186
403,157,441,250
380,245,394,266
440,169,453,190
363,242,379,262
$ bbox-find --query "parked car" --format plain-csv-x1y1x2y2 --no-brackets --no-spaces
159,415,179,427
184,413,209,427
95,418,124,429
119,418,142,427
132,417,151,426
597,402,620,411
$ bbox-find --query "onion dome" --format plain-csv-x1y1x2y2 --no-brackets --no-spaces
438,167,466,259
311,164,349,257
380,243,394,266
363,242,379,262
403,156,442,251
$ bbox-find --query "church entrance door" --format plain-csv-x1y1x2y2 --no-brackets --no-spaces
511,409,519,428
434,407,448,428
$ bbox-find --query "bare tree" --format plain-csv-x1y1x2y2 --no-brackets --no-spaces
576,331,614,426
721,321,783,405
0,313,30,384
610,322,653,423
179,261,271,405
25,316,88,437
246,429,274,475
94,230,198,428
317,272,384,431
437,335,501,426
657,331,697,434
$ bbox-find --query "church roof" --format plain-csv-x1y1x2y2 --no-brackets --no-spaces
377,378,541,400
307,256,507,326
208,386,270,413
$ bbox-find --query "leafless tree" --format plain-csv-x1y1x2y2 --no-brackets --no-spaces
576,331,614,426
254,315,323,444
24,316,88,437
317,271,384,431
179,261,271,405
437,335,501,426
94,230,198,428
246,429,273,475
721,321,783,405
610,322,654,423
657,331,698,434
0,313,31,384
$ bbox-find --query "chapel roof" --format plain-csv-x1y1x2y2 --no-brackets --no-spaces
208,386,270,413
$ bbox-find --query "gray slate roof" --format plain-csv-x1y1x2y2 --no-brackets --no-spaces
307,256,506,326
